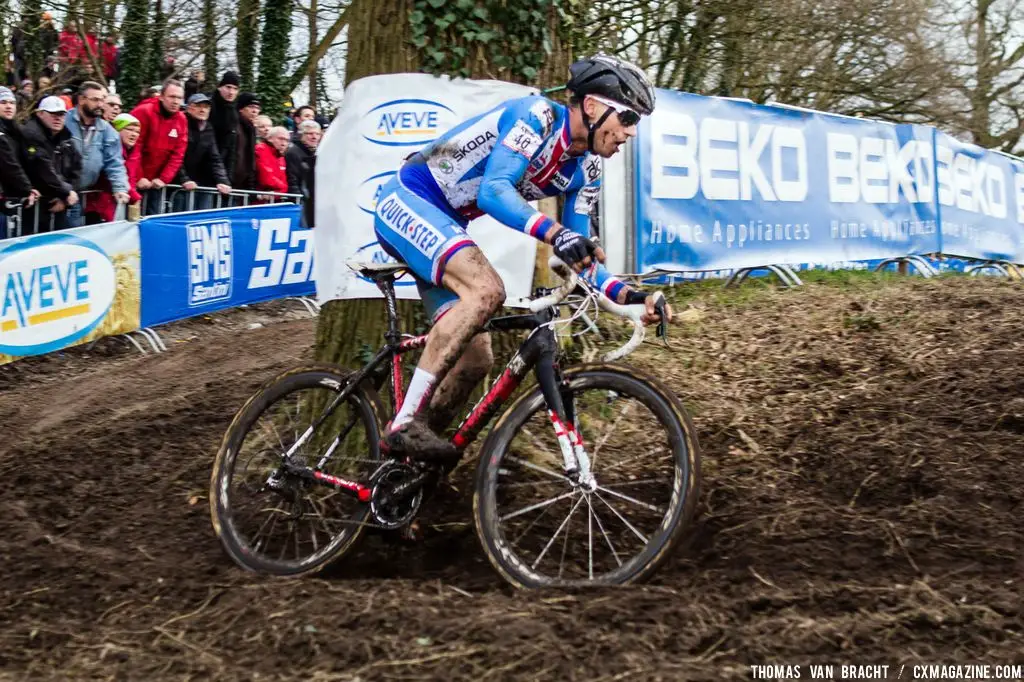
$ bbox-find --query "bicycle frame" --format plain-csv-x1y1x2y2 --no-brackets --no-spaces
281,274,583,501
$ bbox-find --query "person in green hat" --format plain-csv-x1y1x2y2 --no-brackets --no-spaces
90,113,143,221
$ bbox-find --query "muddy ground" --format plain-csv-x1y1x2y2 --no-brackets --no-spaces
0,274,1021,681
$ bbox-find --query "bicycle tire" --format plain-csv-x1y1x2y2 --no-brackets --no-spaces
473,363,701,588
210,364,385,577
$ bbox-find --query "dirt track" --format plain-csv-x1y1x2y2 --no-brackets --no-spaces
1,275,1021,681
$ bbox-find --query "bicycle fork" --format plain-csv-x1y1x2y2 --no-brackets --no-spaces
535,349,596,491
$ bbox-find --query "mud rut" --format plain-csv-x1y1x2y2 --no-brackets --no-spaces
0,277,1021,681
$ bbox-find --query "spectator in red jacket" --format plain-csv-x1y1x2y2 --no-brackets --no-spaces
90,113,143,222
129,78,187,215
58,22,84,64
254,126,289,196
101,35,119,80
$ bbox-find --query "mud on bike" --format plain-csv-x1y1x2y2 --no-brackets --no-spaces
209,258,701,588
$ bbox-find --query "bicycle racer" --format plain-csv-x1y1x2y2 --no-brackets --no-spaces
374,54,672,460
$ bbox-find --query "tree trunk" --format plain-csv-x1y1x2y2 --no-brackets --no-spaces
306,0,319,106
117,0,149,106
256,0,292,119
314,0,573,386
202,0,218,85
236,0,260,90
147,0,166,84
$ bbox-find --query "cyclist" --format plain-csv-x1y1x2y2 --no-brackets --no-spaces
374,54,672,460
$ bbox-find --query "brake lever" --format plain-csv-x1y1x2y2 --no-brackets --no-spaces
653,291,671,348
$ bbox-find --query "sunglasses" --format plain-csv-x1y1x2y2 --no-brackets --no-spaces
588,94,641,126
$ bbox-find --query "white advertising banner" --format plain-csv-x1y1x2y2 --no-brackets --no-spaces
0,221,141,364
314,73,538,304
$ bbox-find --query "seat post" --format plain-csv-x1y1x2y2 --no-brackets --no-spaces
375,276,402,345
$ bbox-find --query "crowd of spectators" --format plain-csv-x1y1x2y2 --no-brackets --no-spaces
1,13,326,236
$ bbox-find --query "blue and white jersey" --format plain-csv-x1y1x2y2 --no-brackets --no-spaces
397,95,624,300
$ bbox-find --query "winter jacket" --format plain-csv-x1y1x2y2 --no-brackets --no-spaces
286,140,316,227
175,113,229,187
232,118,257,190
20,116,81,201
58,30,84,64
285,140,314,198
101,42,119,79
210,88,239,179
129,97,188,185
254,142,288,194
0,119,33,199
89,142,142,223
65,107,128,193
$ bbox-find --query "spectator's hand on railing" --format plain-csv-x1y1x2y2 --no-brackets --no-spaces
137,178,152,191
113,192,131,204
182,181,197,191
66,191,79,207
216,184,232,195
152,179,166,190
48,198,67,213
26,189,40,208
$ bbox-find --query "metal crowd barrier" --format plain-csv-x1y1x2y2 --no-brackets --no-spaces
139,185,303,217
1,186,302,239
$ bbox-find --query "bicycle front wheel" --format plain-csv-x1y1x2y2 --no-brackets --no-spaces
473,364,700,588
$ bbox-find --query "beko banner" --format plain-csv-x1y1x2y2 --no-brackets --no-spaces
635,88,942,273
315,73,539,303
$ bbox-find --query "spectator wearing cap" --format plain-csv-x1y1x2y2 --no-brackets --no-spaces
254,126,289,198
103,93,122,122
210,71,240,182
0,87,37,236
64,81,130,227
19,96,81,231
89,114,143,223
130,78,188,216
286,119,320,227
173,93,232,212
233,92,260,192
15,80,34,111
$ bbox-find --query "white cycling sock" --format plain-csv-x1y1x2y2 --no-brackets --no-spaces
392,367,437,429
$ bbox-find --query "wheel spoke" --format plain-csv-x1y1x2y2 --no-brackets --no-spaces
589,401,634,469
595,492,648,544
506,456,570,482
499,490,575,522
532,494,585,570
596,485,664,514
586,496,623,567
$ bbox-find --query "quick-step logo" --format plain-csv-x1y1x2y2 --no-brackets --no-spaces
361,99,456,147
357,171,397,215
0,233,116,356
188,219,232,306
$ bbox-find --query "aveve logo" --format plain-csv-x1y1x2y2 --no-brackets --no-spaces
0,233,116,356
361,99,455,146
357,171,396,215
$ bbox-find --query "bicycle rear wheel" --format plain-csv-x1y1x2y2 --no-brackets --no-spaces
210,364,384,576
473,364,700,588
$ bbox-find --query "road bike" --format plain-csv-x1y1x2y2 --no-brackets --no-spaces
210,258,701,588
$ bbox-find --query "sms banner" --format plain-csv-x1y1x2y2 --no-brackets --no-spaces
933,131,1024,262
0,220,141,364
635,90,941,273
315,74,539,304
139,204,314,327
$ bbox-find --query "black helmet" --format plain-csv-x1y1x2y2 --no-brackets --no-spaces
566,54,655,116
